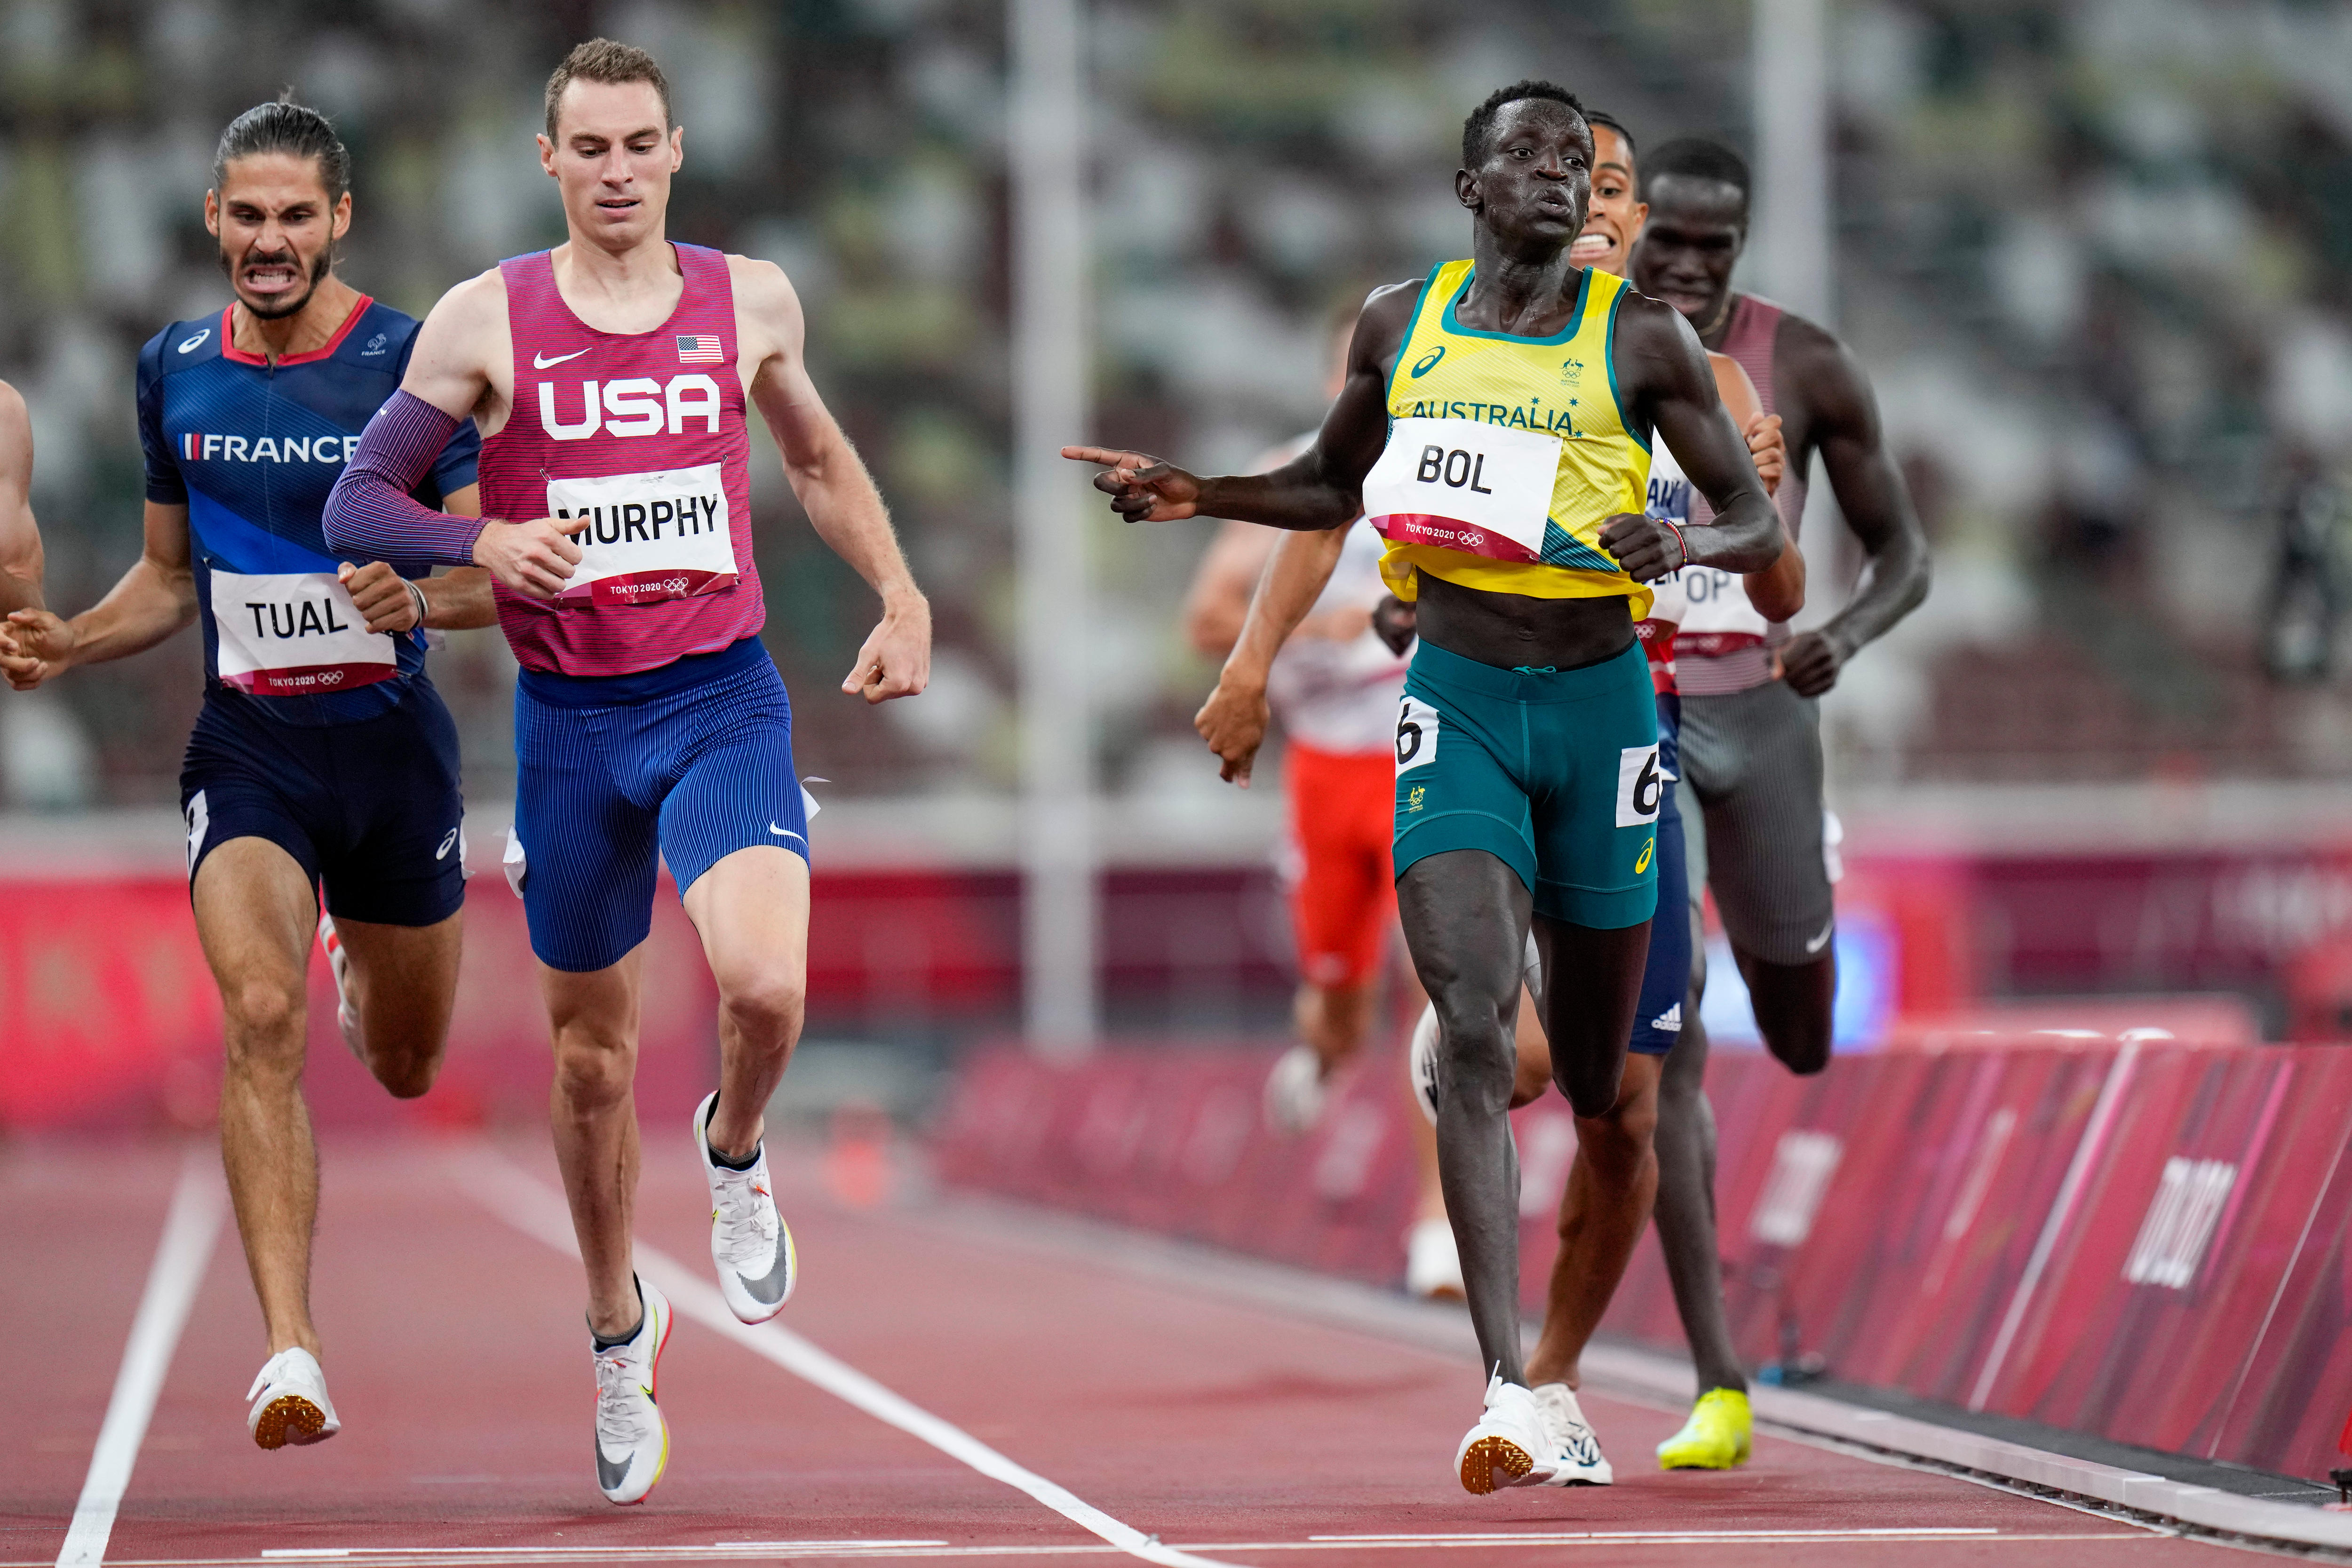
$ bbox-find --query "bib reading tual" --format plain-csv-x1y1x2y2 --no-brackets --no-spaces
545,462,735,605
1364,417,1562,562
210,570,397,697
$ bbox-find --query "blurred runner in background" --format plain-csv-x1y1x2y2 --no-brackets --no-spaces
0,379,42,615
0,97,490,1453
1184,312,1461,1301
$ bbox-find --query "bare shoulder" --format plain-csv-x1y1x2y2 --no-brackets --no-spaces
1771,308,1873,417
724,254,805,368
0,378,26,437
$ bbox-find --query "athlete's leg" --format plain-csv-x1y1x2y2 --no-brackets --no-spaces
330,912,463,1099
682,845,810,1161
1737,949,1835,1075
1399,848,1534,1383
196,839,326,1357
1523,1052,1661,1387
1296,978,1377,1067
542,955,647,1339
1653,949,1748,1394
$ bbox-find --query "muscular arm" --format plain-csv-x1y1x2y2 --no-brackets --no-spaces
1605,294,1781,579
1066,282,1418,530
736,257,929,701
1182,521,1277,659
1194,525,1353,786
1777,318,1929,694
0,383,43,614
0,501,194,688
1712,356,1804,622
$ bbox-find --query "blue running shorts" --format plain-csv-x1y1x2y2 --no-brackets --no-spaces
511,637,807,973
178,679,467,927
1628,698,1689,1055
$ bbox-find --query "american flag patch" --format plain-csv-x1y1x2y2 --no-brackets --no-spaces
676,334,723,364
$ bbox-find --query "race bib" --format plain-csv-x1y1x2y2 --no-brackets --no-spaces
1615,743,1663,827
1363,417,1559,562
545,462,736,605
1675,560,1771,650
210,570,397,697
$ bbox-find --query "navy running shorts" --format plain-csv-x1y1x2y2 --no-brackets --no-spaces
510,637,807,973
178,679,467,927
1627,702,1689,1056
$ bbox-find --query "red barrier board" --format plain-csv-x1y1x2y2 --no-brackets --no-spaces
935,1035,2352,1482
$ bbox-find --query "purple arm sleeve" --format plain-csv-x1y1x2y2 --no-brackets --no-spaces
323,390,485,566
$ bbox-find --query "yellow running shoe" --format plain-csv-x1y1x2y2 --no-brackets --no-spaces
1656,1387,1751,1470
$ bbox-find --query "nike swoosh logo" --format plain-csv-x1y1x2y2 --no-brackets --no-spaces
534,348,590,368
768,823,803,841
736,1236,794,1305
595,1441,634,1491
1805,919,1836,955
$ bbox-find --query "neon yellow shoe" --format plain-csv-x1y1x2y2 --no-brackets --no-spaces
1656,1387,1751,1470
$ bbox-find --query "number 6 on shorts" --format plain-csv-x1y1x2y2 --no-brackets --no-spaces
1396,695,1441,773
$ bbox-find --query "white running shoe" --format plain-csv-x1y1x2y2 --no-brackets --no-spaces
1409,1003,1441,1126
1405,1216,1465,1299
1264,1043,1328,1134
246,1347,340,1450
1532,1382,1614,1485
592,1276,672,1505
1454,1371,1557,1494
693,1090,795,1323
317,912,361,1060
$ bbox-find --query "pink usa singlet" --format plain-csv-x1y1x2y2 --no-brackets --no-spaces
478,243,763,677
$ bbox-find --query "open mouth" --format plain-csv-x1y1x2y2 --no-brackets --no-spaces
1569,232,1616,266
595,197,640,215
240,259,302,296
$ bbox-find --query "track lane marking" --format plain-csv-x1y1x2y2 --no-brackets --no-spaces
460,1151,1243,1568
56,1149,226,1568
32,1533,2161,1568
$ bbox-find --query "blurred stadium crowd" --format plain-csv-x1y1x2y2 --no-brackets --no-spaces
3,0,2350,811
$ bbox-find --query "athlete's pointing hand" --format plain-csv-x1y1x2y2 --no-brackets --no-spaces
471,513,589,600
0,606,72,690
1061,447,1204,523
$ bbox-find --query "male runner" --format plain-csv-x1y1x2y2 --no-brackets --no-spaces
0,99,490,1449
0,379,43,614
1180,321,1461,1298
1069,80,1782,1494
1599,137,1929,1466
323,40,929,1506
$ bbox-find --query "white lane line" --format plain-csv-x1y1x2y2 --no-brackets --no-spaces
460,1152,1243,1568
55,1530,2165,1567
57,1148,226,1568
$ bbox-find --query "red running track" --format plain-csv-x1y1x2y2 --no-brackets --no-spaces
3,1134,2259,1568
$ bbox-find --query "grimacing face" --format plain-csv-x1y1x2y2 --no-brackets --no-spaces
207,152,349,321
1570,123,1645,276
539,78,682,248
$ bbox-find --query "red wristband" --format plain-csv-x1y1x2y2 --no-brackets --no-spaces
1658,517,1688,571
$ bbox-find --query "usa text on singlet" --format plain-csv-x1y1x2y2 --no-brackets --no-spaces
1363,258,1653,620
476,243,765,678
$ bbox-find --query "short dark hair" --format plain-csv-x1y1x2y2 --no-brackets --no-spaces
1461,80,1588,169
1585,111,1637,159
545,38,672,139
1641,137,1751,211
212,92,350,206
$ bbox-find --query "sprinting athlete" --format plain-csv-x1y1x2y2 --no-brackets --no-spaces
1605,136,1929,1466
1183,324,1462,1300
0,99,490,1450
1070,79,1782,1495
1404,110,1805,1481
0,380,43,614
323,39,929,1506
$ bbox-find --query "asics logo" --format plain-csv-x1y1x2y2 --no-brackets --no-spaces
533,348,590,368
435,827,460,860
177,328,211,354
1410,346,1446,377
